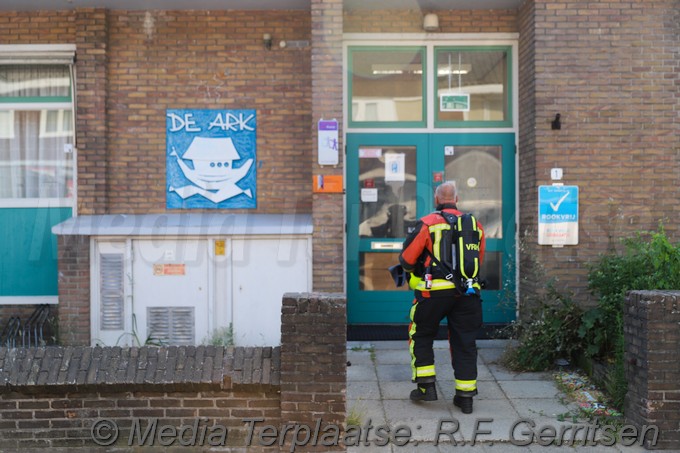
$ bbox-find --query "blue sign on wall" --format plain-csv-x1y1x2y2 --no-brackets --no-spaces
166,109,256,209
538,185,579,245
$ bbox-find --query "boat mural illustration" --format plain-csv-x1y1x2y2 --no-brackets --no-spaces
169,136,254,205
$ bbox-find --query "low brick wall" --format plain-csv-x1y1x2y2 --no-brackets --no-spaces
0,292,346,452
624,290,680,450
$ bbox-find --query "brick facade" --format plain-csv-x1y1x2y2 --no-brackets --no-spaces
0,293,346,451
517,0,680,309
311,0,345,293
624,291,680,450
344,8,518,33
0,2,678,332
104,10,312,216
55,235,90,347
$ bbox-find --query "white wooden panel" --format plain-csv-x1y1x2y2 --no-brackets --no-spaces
231,237,310,346
132,239,210,346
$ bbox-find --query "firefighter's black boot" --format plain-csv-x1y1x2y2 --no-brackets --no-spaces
453,390,477,414
409,383,437,402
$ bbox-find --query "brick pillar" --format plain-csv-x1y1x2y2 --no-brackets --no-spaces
310,0,344,292
56,235,90,346
624,290,680,449
75,8,108,215
280,293,346,448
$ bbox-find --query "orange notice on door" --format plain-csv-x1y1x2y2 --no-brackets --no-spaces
153,264,186,276
313,175,344,193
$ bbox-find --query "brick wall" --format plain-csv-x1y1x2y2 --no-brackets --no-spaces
0,11,75,43
105,10,312,216
518,0,680,308
75,9,109,215
0,293,347,451
55,235,90,347
344,9,518,33
624,290,680,450
0,345,281,451
517,0,543,312
280,293,346,434
311,0,345,292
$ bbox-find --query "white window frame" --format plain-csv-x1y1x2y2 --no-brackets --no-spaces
0,44,77,210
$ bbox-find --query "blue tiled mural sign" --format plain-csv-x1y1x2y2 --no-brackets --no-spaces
166,109,256,209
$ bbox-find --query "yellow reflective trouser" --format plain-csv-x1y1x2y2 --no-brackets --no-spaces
408,290,480,390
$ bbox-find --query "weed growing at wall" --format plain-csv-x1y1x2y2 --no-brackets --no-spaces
502,286,584,372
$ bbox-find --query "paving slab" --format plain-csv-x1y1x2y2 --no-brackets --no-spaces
487,363,552,381
348,362,379,381
348,380,382,401
477,347,507,364
345,340,648,452
376,364,411,382
498,379,561,399
378,380,418,400
348,349,375,366
374,349,410,365
510,396,578,420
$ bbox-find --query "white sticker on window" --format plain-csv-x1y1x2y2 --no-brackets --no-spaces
361,188,378,202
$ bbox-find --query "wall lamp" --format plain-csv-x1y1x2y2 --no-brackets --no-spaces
263,33,272,50
423,13,439,32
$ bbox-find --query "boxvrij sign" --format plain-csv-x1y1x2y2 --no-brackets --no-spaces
538,185,579,246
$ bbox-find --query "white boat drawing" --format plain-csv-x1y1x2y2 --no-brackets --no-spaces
169,136,254,204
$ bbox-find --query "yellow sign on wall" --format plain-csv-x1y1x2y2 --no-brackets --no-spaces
215,240,226,256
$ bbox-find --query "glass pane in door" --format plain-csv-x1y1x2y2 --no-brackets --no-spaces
360,252,411,291
358,146,417,238
445,146,502,239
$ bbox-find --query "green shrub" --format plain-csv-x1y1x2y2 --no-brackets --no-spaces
581,224,680,410
582,224,680,359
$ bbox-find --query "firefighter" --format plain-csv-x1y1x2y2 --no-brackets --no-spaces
398,181,485,414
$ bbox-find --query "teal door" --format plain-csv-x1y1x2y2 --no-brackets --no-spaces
347,132,516,325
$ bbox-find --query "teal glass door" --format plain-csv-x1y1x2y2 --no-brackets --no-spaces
346,134,429,324
431,133,516,324
347,132,516,325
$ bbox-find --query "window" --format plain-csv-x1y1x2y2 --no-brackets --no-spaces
434,47,512,127
348,47,426,128
0,62,75,204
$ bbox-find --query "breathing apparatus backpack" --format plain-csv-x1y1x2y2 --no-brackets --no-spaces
425,211,482,296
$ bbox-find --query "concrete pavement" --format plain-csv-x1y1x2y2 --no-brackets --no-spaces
346,340,652,452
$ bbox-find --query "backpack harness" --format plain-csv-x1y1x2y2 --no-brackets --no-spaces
423,211,482,296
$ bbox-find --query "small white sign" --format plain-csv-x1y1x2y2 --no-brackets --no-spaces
359,148,382,159
384,153,405,182
444,146,455,156
551,168,563,181
361,188,378,203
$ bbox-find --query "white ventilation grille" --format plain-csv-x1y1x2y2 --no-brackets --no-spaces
99,253,124,331
147,307,195,346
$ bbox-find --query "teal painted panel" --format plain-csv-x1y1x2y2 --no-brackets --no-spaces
0,208,72,296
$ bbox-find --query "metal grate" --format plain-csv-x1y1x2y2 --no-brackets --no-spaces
100,253,124,331
147,307,195,346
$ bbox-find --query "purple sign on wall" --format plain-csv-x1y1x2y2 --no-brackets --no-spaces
317,119,338,166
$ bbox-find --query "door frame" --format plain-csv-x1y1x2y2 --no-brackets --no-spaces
346,132,517,325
